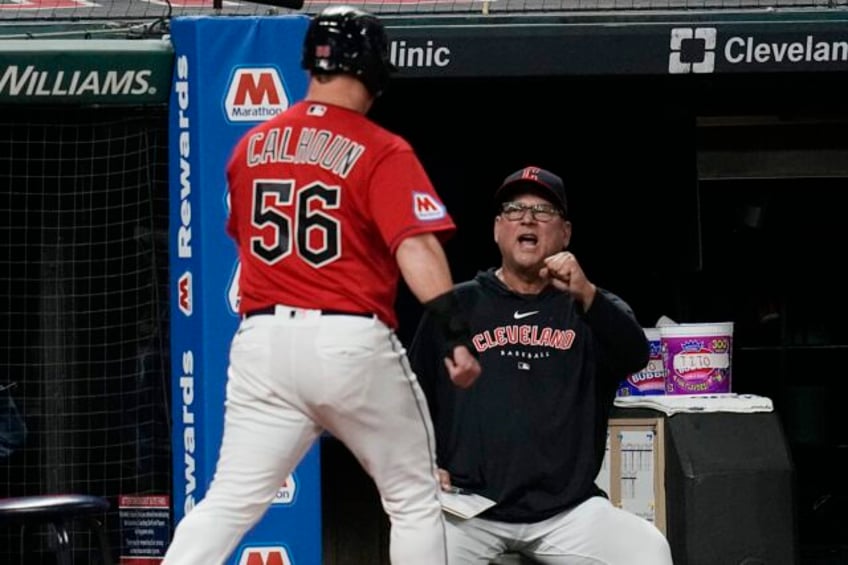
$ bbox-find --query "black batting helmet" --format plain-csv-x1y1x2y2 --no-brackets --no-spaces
301,5,397,97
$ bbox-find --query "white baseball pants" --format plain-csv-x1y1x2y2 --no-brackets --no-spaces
162,306,447,565
444,496,673,565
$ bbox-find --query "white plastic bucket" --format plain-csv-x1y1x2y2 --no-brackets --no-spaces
660,322,733,395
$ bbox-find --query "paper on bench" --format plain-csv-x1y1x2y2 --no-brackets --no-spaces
439,490,497,519
614,393,773,415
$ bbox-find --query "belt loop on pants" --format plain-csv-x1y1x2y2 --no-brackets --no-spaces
243,305,374,320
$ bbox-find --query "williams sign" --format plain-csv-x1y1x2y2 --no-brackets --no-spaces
0,38,172,105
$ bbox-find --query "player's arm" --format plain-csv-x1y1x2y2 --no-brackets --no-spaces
395,234,481,389
395,232,453,303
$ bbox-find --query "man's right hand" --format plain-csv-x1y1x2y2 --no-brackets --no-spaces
444,345,481,388
437,468,453,491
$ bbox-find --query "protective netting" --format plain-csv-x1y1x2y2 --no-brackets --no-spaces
0,106,171,564
0,0,843,26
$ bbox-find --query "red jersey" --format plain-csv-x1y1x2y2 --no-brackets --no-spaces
226,100,456,328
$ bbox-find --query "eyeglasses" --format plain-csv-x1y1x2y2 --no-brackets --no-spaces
500,201,562,222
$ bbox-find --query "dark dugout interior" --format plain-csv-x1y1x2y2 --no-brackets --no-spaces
373,74,705,344
369,70,848,559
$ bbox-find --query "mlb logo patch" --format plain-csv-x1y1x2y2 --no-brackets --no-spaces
306,104,327,116
413,192,446,221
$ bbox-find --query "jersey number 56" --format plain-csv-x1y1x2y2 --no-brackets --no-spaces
250,179,341,268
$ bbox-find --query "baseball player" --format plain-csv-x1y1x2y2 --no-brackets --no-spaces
162,7,481,565
409,167,673,564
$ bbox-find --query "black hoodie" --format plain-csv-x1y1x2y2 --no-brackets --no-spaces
408,268,649,523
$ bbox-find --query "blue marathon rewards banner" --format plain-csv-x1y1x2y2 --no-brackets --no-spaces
168,15,319,565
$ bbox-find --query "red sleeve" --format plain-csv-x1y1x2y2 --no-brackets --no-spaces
368,148,456,253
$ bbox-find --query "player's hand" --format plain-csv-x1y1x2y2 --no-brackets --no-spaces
444,345,481,389
437,468,453,491
540,251,597,309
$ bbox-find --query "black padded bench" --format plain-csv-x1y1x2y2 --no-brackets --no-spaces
492,553,537,564
0,494,113,565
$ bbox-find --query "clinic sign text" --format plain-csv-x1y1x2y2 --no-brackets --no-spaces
386,19,848,77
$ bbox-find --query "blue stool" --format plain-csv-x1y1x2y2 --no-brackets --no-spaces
0,494,113,565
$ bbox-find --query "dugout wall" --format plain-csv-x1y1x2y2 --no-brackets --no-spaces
0,39,174,564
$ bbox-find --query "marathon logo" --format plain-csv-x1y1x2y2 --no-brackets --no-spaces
178,271,193,316
237,546,291,565
227,262,241,316
669,27,848,73
224,68,290,123
412,192,446,221
270,474,296,505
